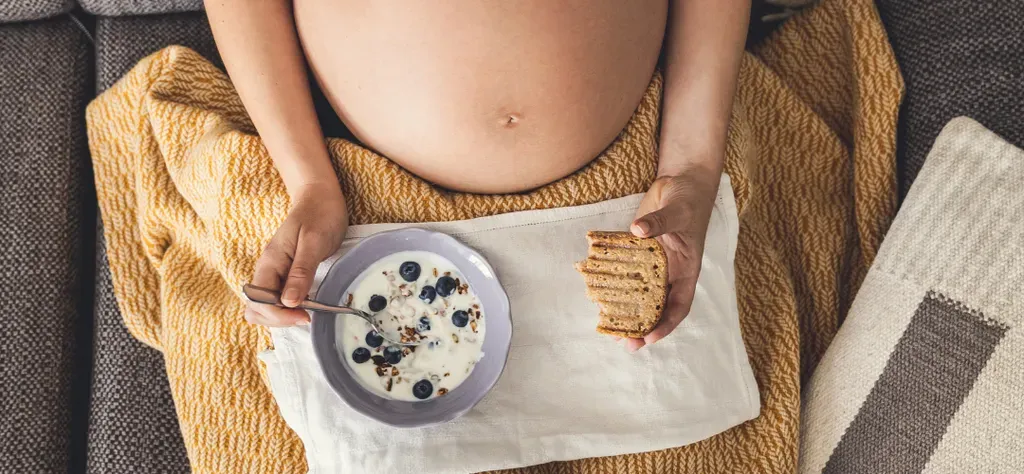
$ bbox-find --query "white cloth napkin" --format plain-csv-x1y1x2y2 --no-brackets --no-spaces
259,175,759,474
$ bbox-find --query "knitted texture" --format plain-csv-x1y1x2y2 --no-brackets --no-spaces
86,13,352,471
85,0,902,471
89,231,191,474
87,15,219,474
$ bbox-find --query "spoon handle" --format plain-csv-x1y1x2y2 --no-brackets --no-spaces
242,284,363,317
243,284,419,346
241,283,421,347
297,299,366,317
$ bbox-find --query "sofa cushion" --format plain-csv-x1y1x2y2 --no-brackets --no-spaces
876,0,1024,198
80,0,201,17
88,13,220,474
89,233,192,474
800,117,1024,474
95,12,221,91
0,0,73,23
0,17,91,474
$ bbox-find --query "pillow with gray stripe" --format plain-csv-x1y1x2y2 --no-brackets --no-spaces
799,117,1023,474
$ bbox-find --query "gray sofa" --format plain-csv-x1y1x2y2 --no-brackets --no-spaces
3,5,209,473
1,1,1021,473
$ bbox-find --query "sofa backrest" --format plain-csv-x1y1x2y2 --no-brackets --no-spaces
0,0,74,23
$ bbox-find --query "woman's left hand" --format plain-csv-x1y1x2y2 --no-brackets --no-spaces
624,166,721,352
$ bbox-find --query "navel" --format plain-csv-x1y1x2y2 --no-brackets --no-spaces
500,112,522,129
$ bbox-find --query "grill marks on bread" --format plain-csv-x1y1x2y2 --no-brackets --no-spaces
575,231,668,338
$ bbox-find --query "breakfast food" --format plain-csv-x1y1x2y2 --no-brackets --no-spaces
575,231,668,338
337,251,486,401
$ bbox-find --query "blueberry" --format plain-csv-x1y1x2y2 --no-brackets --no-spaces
416,317,431,333
351,347,371,364
365,330,384,348
368,295,387,312
451,310,469,328
383,345,403,365
413,379,434,400
419,285,437,303
399,261,421,282
435,276,456,297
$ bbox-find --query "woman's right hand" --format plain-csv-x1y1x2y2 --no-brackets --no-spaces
245,181,348,327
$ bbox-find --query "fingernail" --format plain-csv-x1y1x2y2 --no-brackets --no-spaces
283,288,299,304
633,221,651,236
296,318,310,327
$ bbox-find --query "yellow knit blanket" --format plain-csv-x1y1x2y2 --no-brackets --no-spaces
86,0,902,471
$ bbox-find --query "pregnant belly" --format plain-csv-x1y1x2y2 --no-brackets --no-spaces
295,0,667,193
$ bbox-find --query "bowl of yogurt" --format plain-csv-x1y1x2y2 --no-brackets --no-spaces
310,228,511,428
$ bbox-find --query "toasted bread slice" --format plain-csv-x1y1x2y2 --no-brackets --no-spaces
575,231,668,338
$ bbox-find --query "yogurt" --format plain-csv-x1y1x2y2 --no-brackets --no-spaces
336,251,486,401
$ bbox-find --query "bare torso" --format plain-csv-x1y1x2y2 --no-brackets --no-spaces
295,0,667,193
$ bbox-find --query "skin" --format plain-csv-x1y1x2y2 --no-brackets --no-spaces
294,0,666,193
206,0,750,350
626,0,750,352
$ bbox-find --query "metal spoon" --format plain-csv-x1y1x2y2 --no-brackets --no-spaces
242,283,422,347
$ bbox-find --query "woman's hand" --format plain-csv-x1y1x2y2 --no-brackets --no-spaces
624,166,720,351
245,182,348,327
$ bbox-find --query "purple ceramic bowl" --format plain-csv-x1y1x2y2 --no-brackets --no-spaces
310,228,512,428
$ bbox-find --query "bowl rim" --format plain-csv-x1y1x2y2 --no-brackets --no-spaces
310,227,512,428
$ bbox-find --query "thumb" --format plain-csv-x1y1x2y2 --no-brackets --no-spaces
631,205,678,239
280,235,324,307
